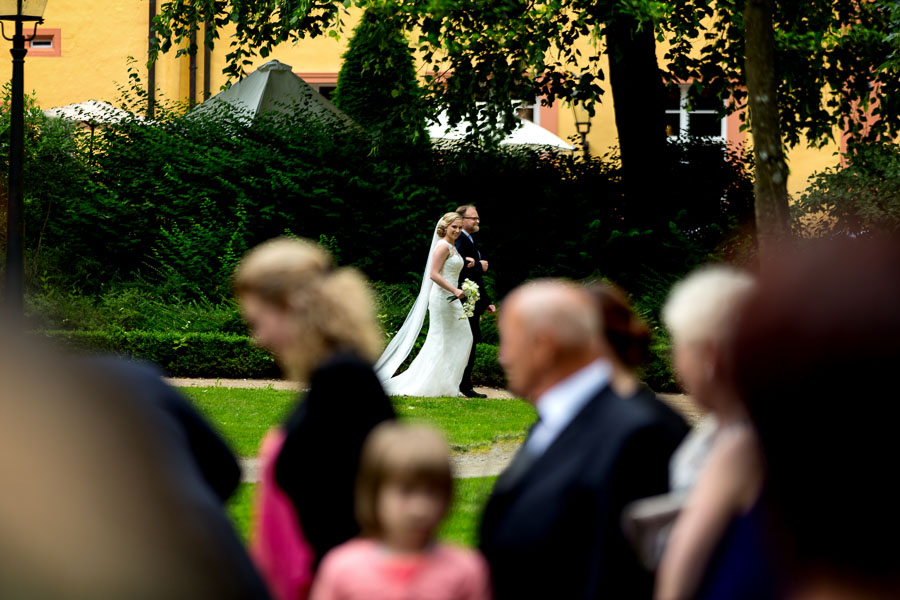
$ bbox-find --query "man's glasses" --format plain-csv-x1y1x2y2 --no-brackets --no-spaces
463,217,480,221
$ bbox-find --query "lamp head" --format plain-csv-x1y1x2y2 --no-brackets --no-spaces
0,0,48,21
571,101,593,135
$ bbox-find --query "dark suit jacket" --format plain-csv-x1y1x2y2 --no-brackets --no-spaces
479,384,688,600
455,231,491,314
85,356,242,502
83,356,271,599
275,352,396,565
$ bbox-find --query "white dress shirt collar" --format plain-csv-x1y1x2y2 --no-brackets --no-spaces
460,229,474,243
525,359,612,458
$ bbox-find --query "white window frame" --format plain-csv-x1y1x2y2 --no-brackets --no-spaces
515,97,540,126
665,84,726,142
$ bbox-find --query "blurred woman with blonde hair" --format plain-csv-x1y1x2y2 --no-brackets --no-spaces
234,237,395,600
654,265,776,600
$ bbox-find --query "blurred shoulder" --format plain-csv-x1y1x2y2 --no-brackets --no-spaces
629,385,690,437
434,544,490,579
311,352,377,383
708,423,761,473
596,384,686,437
319,538,376,573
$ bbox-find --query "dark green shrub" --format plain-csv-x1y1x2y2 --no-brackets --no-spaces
373,281,419,337
26,283,246,335
480,312,499,346
40,329,279,378
472,344,505,388
332,6,427,147
27,96,751,306
0,86,89,285
640,334,677,393
37,328,502,386
794,141,900,237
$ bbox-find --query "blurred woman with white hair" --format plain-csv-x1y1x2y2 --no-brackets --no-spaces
654,265,780,600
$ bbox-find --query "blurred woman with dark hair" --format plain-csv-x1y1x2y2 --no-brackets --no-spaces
588,282,690,572
588,279,688,437
587,282,654,398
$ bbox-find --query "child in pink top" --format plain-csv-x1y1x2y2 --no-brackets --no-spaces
310,423,491,600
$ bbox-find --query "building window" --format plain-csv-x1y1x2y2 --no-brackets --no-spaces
516,97,540,125
297,74,339,102
313,84,337,102
25,28,61,57
665,84,726,141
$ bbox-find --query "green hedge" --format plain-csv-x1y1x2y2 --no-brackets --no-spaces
472,344,505,388
39,330,505,387
41,330,280,379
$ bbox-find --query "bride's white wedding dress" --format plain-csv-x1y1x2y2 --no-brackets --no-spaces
378,240,473,397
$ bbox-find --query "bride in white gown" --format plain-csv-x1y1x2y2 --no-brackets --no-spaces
375,212,474,397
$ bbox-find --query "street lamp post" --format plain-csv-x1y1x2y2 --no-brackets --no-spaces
572,102,592,159
0,0,47,322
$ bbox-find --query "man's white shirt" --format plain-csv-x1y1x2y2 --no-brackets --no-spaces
525,359,612,459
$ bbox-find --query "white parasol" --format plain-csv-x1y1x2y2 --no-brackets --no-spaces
427,110,574,151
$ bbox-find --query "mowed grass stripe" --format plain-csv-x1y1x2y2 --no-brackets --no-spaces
181,387,536,458
227,476,497,548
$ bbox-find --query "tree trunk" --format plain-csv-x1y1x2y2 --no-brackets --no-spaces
605,15,668,212
744,0,792,262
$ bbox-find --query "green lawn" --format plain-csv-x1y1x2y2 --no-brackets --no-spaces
182,387,297,457
227,476,497,548
438,476,498,547
181,387,536,457
186,386,524,549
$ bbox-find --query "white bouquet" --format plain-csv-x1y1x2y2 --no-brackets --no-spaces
459,278,480,319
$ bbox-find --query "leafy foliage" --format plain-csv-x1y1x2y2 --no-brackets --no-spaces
0,85,89,274
332,6,427,147
151,0,900,147
27,94,752,304
794,142,900,237
663,0,900,147
18,79,751,389
39,327,504,384
42,329,280,378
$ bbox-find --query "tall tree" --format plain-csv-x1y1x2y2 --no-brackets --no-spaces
331,5,427,148
602,7,668,205
743,0,791,261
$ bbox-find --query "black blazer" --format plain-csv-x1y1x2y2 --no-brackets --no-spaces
275,352,395,565
455,232,491,314
85,356,242,503
479,385,687,600
84,356,271,599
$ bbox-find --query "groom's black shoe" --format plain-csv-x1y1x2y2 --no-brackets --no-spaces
461,388,487,399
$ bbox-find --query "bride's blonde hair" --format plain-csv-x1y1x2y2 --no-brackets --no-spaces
233,237,383,381
436,212,462,238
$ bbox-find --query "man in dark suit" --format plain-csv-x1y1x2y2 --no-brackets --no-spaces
454,204,496,398
480,280,687,599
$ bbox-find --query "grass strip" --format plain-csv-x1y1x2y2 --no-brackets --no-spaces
182,387,536,457
227,476,497,549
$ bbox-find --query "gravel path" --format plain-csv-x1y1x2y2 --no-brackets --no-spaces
165,377,514,399
239,441,519,483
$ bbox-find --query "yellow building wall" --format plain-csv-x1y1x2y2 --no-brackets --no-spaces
0,1,841,197
0,0,150,110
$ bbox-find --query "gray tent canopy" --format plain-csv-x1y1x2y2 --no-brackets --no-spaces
191,59,356,128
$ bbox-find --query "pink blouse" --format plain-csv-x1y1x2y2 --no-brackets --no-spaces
310,539,491,600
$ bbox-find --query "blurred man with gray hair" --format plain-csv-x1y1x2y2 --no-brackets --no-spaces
479,280,686,599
